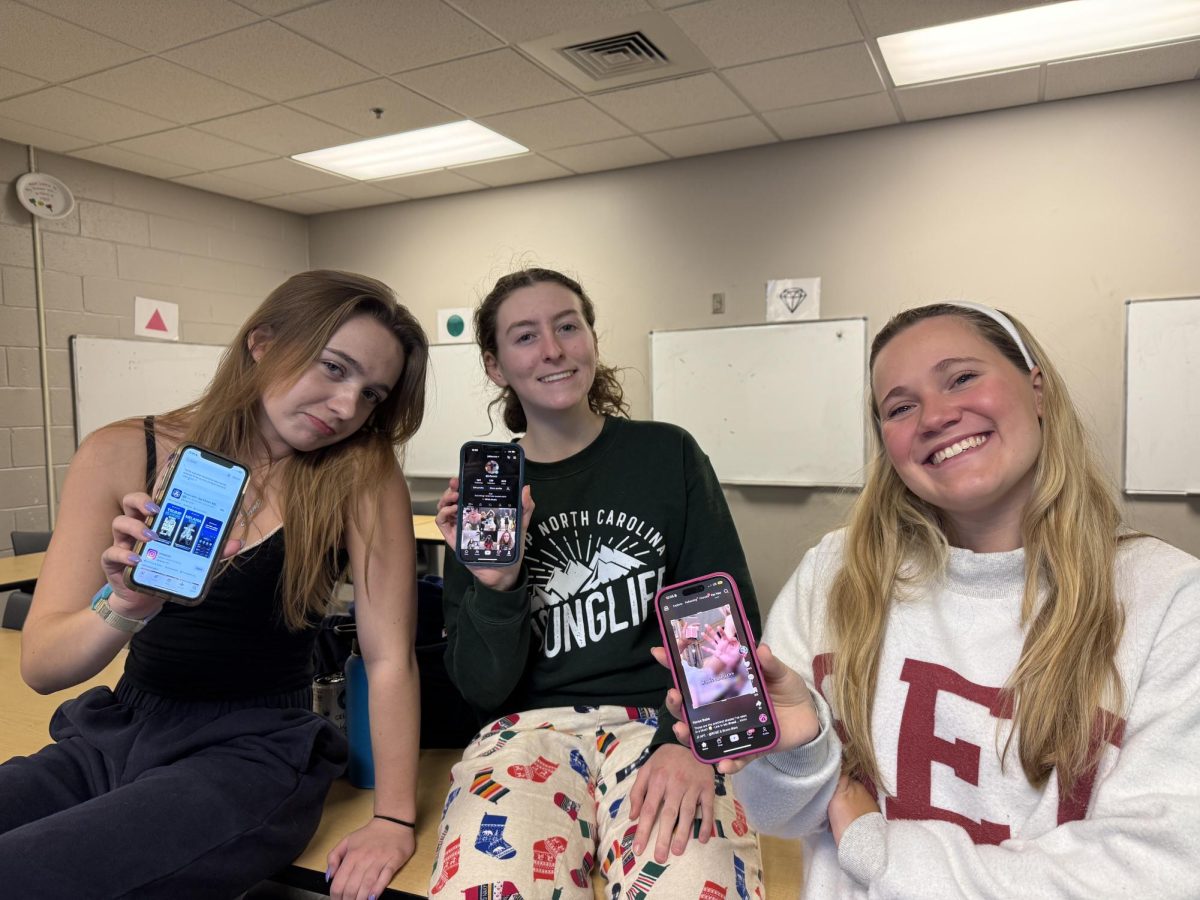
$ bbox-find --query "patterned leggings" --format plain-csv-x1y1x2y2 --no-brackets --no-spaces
429,705,763,900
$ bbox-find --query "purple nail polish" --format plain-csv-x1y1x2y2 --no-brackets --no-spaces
325,866,331,882
146,501,161,513
143,529,156,540
127,554,141,565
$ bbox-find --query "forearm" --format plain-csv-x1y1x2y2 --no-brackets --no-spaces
21,605,131,694
366,656,421,822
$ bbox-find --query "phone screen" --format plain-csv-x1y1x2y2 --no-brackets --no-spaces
456,441,523,567
129,446,248,602
657,574,778,762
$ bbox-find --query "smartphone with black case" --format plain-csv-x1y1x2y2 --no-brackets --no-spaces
455,441,524,567
124,443,250,606
655,572,779,764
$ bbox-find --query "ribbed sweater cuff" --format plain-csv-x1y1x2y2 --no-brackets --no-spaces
763,690,835,777
838,811,887,886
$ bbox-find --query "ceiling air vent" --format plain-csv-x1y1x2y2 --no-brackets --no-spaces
522,12,710,93
561,31,670,81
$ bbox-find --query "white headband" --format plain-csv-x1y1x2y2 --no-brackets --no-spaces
947,301,1035,371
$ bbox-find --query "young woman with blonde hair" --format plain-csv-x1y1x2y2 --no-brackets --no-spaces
0,270,429,900
663,303,1200,897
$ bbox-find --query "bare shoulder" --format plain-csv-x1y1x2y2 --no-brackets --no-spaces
71,421,151,488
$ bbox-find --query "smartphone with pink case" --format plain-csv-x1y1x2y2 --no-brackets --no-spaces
655,572,779,764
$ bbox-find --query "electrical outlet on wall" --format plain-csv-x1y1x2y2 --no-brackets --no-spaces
712,292,725,314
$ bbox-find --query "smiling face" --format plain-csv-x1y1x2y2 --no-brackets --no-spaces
872,315,1044,544
484,281,598,423
255,314,405,457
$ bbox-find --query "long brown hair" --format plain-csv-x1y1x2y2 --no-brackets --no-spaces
474,268,628,433
157,270,428,628
830,303,1125,795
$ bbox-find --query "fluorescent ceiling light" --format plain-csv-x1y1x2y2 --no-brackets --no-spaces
879,0,1200,86
293,121,527,180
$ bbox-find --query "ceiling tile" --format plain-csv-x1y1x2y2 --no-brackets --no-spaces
20,0,260,52
0,2,142,81
398,49,576,117
455,154,573,187
0,67,44,101
0,87,177,143
0,114,92,152
481,99,630,150
67,59,268,124
591,72,750,131
278,0,501,74
288,79,457,136
233,0,313,14
164,21,374,101
671,0,862,68
70,145,201,180
288,182,403,210
452,0,650,42
372,169,486,199
854,0,1044,37
211,158,352,193
896,67,1041,121
173,171,276,200
763,92,898,140
646,115,776,158
724,43,884,111
196,105,359,155
257,193,341,215
113,127,273,170
544,135,669,173
1045,40,1200,102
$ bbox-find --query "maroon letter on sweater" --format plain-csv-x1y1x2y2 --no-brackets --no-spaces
885,659,1012,844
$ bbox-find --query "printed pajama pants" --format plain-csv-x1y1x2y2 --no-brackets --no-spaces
429,705,763,900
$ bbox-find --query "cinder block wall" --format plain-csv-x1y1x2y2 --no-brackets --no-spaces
0,137,309,556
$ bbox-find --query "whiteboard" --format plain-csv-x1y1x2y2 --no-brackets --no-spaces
70,336,226,444
651,319,867,487
402,343,510,479
1124,296,1200,494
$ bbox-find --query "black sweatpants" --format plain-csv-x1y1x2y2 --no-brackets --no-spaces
0,679,347,899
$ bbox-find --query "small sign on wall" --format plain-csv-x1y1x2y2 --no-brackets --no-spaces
135,297,179,341
437,307,475,344
766,277,821,321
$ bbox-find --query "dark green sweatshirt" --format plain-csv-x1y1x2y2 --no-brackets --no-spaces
442,416,760,746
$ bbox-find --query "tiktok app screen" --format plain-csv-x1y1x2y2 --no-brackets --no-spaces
659,576,777,760
457,442,522,566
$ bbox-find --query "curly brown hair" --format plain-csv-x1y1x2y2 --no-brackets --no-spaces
474,268,628,433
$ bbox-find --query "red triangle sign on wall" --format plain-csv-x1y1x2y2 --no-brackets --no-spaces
145,309,168,332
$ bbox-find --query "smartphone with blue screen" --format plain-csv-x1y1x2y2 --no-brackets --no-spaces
455,441,524,567
124,444,250,605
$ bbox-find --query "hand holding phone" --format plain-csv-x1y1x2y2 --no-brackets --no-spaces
123,444,250,606
453,441,524,568
655,573,779,765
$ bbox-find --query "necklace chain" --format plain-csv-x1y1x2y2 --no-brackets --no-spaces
237,494,264,530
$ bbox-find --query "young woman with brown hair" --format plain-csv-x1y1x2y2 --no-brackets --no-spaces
431,267,765,898
678,303,1200,897
0,270,429,900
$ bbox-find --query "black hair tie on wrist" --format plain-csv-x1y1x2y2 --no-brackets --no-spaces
374,814,415,829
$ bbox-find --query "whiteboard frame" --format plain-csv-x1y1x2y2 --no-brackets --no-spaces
1123,295,1200,496
649,317,868,488
69,335,226,446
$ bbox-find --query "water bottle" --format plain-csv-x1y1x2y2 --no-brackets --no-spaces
344,635,374,788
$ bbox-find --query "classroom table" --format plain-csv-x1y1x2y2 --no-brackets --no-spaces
0,552,45,591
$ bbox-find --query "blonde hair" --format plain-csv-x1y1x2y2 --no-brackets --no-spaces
830,304,1125,794
155,270,428,628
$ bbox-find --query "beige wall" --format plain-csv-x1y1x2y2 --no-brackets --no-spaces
310,80,1200,610
0,140,308,556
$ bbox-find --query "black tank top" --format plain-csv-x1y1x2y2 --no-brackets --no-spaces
123,418,342,699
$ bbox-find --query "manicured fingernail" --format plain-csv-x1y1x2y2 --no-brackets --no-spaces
146,501,160,513
143,529,156,540
127,554,141,565
324,866,331,882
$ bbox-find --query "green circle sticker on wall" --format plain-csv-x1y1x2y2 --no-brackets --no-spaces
446,314,465,337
